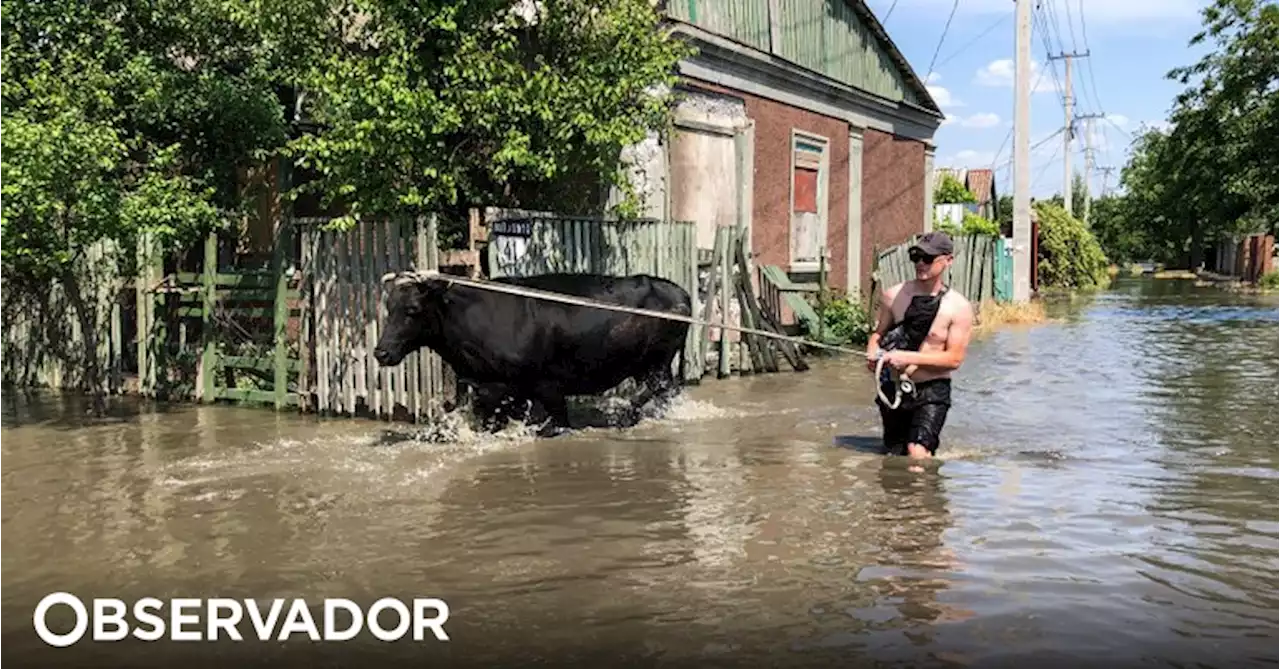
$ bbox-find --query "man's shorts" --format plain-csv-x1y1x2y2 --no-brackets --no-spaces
874,378,952,456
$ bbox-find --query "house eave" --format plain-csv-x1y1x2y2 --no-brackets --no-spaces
668,20,943,143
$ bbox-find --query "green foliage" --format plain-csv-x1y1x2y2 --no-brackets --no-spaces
1087,194,1147,265
1,0,306,284
995,194,1013,232
933,210,1000,239
815,292,872,346
1260,269,1279,290
1034,201,1111,290
287,0,695,231
1115,0,1278,266
961,211,1001,237
934,174,976,204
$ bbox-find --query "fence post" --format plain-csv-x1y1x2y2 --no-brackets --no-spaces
272,219,291,410
199,230,217,402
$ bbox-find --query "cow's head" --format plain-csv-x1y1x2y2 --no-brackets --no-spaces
372,270,448,367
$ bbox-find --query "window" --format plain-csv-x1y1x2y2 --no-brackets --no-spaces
790,132,829,269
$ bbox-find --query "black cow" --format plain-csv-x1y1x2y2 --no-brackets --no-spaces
372,271,693,437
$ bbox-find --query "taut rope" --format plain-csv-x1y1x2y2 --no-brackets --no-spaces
382,270,868,356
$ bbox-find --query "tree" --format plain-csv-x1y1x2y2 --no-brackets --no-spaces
1,0,317,412
1112,0,1278,268
285,0,695,240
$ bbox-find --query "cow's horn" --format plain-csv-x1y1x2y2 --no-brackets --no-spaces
382,269,441,285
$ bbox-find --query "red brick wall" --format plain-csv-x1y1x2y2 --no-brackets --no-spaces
680,80,928,298
682,81,850,291
860,128,926,295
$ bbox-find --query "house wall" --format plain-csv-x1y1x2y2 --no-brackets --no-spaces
859,127,926,296
679,80,851,291
673,78,932,300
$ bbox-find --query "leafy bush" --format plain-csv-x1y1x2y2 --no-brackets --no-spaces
1034,201,1112,290
1260,269,1279,289
814,291,872,346
961,211,1001,237
934,174,976,204
933,211,1000,239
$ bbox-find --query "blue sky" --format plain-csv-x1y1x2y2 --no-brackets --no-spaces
864,0,1212,199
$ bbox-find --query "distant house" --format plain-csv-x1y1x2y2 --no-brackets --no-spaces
613,0,946,298
932,167,999,221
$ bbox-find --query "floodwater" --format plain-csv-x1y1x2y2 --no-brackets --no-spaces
3,277,1277,668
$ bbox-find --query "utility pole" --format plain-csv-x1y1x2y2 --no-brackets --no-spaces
1012,0,1033,302
1097,165,1117,195
1076,112,1106,224
1048,49,1089,216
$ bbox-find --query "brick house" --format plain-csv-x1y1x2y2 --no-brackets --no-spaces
617,0,945,299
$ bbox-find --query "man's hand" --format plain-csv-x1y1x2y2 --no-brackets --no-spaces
883,350,913,371
865,348,880,372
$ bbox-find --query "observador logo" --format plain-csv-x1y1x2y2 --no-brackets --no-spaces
33,592,451,646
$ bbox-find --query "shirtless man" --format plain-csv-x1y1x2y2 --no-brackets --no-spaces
864,231,975,460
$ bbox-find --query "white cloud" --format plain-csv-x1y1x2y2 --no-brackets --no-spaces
1106,114,1129,128
925,72,943,84
960,112,1000,129
878,0,1200,24
940,113,958,126
974,59,1060,95
938,149,997,168
927,84,964,108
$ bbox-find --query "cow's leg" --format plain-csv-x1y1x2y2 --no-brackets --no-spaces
533,385,571,438
626,353,681,426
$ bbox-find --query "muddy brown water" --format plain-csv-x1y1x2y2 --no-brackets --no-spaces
3,277,1277,668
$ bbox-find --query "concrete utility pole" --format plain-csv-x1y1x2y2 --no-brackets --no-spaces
1012,0,1033,302
1097,165,1117,195
1048,49,1089,217
1076,113,1106,224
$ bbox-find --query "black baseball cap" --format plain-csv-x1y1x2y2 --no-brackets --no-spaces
910,231,954,256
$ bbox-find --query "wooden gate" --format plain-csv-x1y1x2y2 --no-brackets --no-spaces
136,225,304,408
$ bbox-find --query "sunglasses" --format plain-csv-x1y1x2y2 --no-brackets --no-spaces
909,251,938,264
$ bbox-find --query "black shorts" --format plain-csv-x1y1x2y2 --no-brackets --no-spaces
874,378,952,456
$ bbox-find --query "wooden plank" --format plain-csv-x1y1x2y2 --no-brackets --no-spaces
200,231,217,402
222,356,302,373
273,219,291,410
298,222,314,411
214,387,299,406
365,219,380,418
336,226,349,415
179,289,300,303
717,227,732,378
322,227,335,414
176,272,275,287
352,221,369,416
402,220,420,422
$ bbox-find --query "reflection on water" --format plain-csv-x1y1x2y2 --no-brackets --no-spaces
2,277,1277,667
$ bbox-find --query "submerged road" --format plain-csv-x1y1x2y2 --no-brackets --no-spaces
3,276,1277,668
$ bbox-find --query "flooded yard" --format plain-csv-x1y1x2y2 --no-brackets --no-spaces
3,276,1277,668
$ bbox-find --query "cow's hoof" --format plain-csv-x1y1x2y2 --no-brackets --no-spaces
536,424,572,439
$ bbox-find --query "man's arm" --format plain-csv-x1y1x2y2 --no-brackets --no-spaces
866,285,897,352
893,298,974,371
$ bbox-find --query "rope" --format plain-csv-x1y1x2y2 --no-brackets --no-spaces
386,271,868,357
873,352,915,410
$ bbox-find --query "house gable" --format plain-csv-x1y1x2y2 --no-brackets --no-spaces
665,0,940,115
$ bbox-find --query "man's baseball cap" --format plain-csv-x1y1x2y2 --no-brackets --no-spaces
910,231,954,256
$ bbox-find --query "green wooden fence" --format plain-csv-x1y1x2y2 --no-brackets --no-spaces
994,237,1014,302
872,233,1001,304
135,224,305,408
2,240,127,394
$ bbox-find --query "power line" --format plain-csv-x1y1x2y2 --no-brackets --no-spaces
923,0,962,82
881,0,899,23
933,9,1013,71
